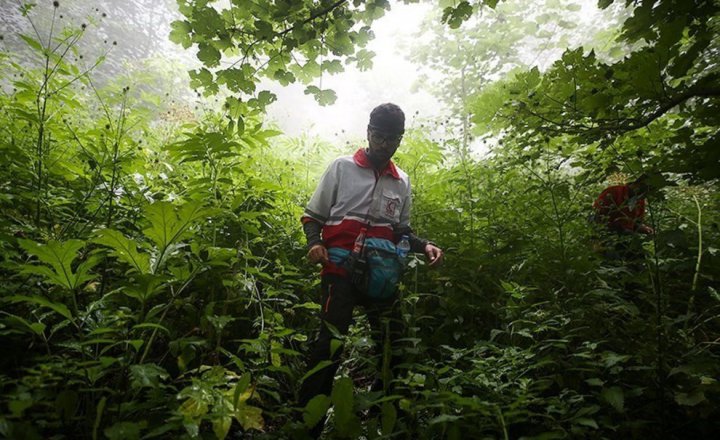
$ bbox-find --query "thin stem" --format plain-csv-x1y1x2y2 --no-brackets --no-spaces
47,7,57,49
547,182,566,263
691,195,703,292
646,201,666,431
497,406,509,440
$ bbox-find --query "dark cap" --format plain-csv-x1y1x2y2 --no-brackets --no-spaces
368,103,405,135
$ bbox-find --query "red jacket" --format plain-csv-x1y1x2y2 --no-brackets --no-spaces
593,185,645,233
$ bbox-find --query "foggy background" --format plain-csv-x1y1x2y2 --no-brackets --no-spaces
0,0,627,146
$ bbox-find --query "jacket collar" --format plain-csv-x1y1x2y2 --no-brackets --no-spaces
353,148,400,179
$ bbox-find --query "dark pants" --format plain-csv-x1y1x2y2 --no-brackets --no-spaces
298,274,403,409
601,232,643,261
598,232,648,295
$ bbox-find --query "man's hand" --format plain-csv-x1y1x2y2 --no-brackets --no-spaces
307,244,329,265
424,244,444,267
638,224,655,235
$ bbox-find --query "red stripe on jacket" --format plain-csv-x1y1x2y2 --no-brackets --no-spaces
321,220,394,276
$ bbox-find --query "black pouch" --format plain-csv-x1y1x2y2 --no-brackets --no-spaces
349,255,368,293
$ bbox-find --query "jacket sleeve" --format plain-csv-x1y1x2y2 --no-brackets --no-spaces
302,220,323,249
302,160,340,224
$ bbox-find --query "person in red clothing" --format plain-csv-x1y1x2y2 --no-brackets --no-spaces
593,175,654,261
593,175,654,235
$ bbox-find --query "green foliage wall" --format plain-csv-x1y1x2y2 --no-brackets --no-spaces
1,1,719,439
1,7,315,437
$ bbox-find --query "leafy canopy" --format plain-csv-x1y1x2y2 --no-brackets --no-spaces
170,0,396,109
469,0,720,183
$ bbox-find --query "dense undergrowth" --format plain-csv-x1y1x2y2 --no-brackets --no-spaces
1,1,719,439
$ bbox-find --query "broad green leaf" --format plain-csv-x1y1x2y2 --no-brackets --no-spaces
19,34,44,54
303,85,337,106
192,5,224,35
585,378,604,387
93,229,151,273
601,351,630,368
93,397,106,440
75,254,103,288
128,340,144,352
143,202,180,250
381,401,397,435
675,390,706,406
213,416,232,440
250,90,277,109
442,1,473,29
303,395,331,428
601,386,624,412
142,201,209,270
273,69,296,85
709,286,720,302
104,421,144,440
207,314,235,332
20,265,59,282
132,322,170,335
9,399,33,417
321,59,344,74
169,20,193,49
354,49,375,71
331,377,360,438
270,340,282,367
6,295,73,320
19,239,96,290
122,275,166,302
183,422,199,437
299,360,333,384
189,67,216,93
88,328,117,336
234,404,264,431
219,68,256,94
0,312,46,335
429,414,462,424
574,418,598,429
253,19,274,40
179,397,209,419
130,363,169,389
300,60,321,80
230,373,252,409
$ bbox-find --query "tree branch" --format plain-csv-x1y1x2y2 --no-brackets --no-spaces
276,0,348,38
530,72,720,137
624,76,720,131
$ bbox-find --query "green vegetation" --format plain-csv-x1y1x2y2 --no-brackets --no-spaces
1,0,718,439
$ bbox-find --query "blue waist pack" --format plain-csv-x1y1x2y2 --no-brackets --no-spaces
328,238,403,300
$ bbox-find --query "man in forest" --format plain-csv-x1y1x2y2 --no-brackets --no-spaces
592,174,654,261
298,103,443,433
